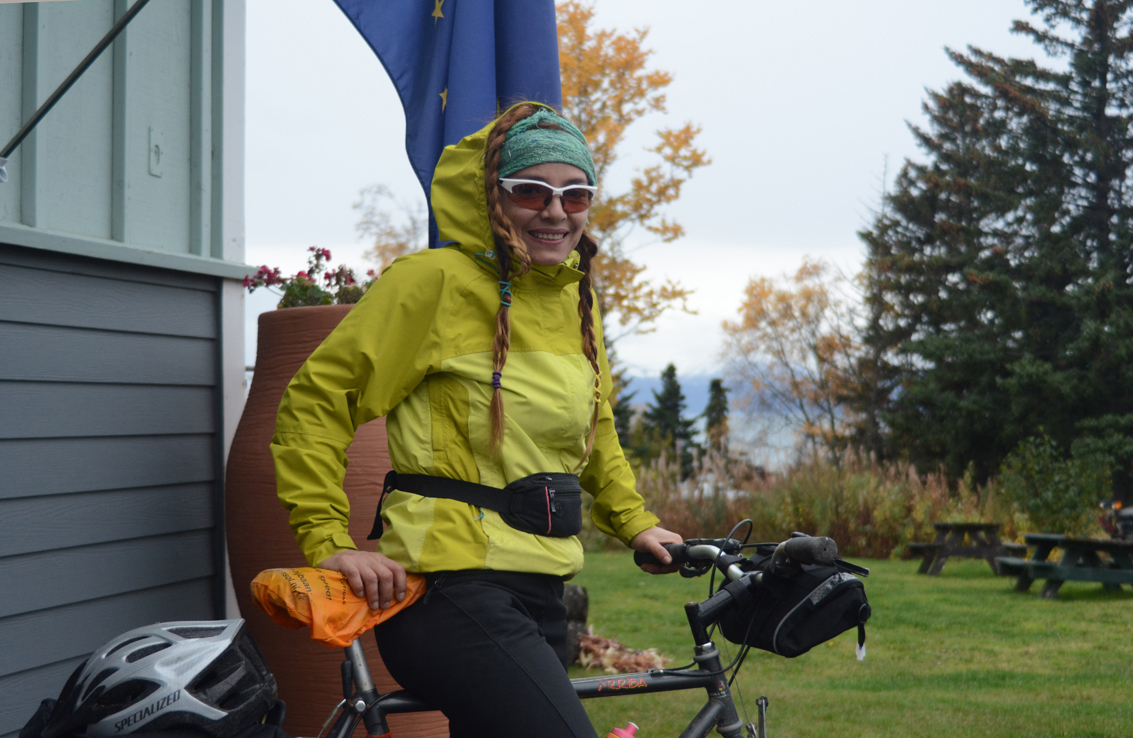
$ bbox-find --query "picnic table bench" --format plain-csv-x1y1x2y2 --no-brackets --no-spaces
995,533,1133,599
907,522,1027,576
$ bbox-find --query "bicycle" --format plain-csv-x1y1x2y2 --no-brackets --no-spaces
267,528,870,738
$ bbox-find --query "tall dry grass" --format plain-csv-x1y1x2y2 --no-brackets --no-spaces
604,450,1021,558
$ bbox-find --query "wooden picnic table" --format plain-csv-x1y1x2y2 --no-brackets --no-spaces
907,522,1027,576
995,533,1133,599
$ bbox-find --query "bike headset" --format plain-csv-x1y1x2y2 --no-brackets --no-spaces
40,619,278,738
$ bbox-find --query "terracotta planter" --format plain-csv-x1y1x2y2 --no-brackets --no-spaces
225,304,447,738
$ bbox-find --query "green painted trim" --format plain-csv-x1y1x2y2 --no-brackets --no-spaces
0,222,253,279
189,0,212,257
209,0,224,261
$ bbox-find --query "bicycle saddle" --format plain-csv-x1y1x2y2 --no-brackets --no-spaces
251,567,426,647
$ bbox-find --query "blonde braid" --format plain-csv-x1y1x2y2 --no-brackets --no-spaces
575,232,602,465
483,104,540,456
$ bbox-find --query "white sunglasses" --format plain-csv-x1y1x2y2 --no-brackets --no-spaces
498,178,598,213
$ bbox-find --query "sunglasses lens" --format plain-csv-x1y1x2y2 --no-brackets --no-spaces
504,182,593,213
507,183,553,210
560,189,593,213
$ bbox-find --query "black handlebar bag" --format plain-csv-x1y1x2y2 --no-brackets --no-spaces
719,563,871,658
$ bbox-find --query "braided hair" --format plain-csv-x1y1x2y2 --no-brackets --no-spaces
482,104,603,463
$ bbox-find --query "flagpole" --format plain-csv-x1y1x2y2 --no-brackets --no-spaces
0,0,155,162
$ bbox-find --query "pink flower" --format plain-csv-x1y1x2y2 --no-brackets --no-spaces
241,251,370,305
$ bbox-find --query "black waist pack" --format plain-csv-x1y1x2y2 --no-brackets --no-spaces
718,562,871,658
368,471,583,539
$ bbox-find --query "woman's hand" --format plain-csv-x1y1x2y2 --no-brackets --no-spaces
630,526,684,575
318,550,407,610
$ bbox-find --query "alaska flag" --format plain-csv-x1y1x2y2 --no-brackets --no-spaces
331,0,563,246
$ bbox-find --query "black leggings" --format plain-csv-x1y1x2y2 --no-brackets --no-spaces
375,570,599,738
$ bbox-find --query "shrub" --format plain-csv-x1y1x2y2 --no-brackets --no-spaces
998,434,1111,536
623,449,1019,558
632,450,756,541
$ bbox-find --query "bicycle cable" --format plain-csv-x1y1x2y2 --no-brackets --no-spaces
702,519,757,659
712,627,756,732
315,699,347,738
714,521,760,733
707,519,755,597
725,590,763,688
649,646,748,679
730,645,755,731
728,644,752,688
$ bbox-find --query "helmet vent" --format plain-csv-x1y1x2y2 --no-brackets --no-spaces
81,668,117,701
95,680,159,712
168,625,227,639
105,636,148,658
125,643,171,663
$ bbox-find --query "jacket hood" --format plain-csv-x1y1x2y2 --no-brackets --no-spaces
431,103,581,277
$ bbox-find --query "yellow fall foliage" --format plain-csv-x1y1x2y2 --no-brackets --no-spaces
723,259,861,459
558,0,709,339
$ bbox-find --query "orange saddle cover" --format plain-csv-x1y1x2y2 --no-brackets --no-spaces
251,567,426,648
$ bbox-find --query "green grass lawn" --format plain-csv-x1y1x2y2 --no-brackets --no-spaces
569,551,1133,737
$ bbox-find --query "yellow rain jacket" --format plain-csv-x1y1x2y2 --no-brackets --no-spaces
271,113,659,577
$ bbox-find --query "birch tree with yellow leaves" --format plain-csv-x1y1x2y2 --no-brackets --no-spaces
722,260,861,461
556,0,709,341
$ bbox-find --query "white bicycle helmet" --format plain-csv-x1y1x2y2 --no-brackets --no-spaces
41,619,277,738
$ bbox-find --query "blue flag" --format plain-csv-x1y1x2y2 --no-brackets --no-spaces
331,0,563,246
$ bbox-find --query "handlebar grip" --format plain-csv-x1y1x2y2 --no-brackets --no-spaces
633,543,686,567
782,536,838,565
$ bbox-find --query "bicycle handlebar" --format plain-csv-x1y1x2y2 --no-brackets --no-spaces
633,535,839,575
781,535,837,565
632,543,688,567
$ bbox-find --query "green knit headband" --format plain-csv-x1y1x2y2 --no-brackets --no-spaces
498,109,597,186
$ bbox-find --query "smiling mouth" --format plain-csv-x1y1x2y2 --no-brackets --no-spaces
528,230,568,243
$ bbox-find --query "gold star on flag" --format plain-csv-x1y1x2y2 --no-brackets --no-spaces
440,87,448,112
432,0,444,24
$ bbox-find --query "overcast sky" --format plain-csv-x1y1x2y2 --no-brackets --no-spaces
244,0,1040,379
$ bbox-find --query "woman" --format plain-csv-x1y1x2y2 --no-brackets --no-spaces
272,102,681,738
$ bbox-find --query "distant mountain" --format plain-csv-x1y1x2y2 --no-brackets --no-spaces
620,373,717,418
620,373,798,463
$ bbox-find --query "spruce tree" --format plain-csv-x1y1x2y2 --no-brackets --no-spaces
607,344,637,450
704,378,730,455
641,364,697,478
859,0,1133,486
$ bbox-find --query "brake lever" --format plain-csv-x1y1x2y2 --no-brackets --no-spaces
686,537,744,555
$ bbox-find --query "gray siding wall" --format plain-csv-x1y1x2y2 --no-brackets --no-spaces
0,244,224,738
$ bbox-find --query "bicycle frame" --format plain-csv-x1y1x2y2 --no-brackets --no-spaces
327,647,760,738
571,643,751,738
326,584,768,738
